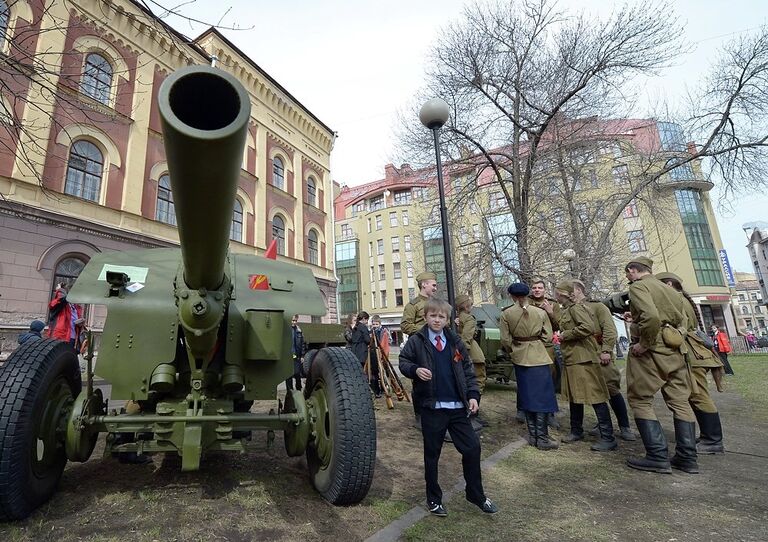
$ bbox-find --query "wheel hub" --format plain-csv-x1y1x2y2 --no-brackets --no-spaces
308,382,333,467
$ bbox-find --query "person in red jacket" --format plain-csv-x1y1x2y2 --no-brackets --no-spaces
711,325,734,376
48,283,84,350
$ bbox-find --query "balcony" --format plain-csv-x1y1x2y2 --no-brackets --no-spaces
657,176,714,192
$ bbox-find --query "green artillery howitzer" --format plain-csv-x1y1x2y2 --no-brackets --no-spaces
0,66,376,521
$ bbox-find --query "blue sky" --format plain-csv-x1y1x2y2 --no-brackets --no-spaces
163,0,768,272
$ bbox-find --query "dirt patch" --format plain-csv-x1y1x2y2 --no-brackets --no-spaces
0,378,527,542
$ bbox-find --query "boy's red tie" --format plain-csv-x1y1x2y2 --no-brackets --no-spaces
435,336,444,352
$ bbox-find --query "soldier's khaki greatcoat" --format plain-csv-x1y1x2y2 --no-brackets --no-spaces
400,295,428,337
558,302,609,404
499,303,553,367
458,311,487,392
681,298,723,413
626,274,695,422
586,301,621,396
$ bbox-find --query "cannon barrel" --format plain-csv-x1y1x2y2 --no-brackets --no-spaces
158,65,251,290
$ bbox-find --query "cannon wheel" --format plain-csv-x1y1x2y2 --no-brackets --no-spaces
306,347,376,505
0,339,81,521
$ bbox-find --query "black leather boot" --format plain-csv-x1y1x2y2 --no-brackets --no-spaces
694,410,725,454
591,403,618,451
670,418,700,474
626,419,672,473
562,403,585,443
535,413,559,450
524,411,537,446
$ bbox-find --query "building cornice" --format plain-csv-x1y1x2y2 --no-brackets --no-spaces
0,199,176,249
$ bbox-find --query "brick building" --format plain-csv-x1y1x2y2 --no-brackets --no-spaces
0,0,337,353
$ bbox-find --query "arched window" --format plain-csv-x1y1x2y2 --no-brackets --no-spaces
0,1,8,44
231,199,243,242
80,53,113,105
50,255,85,299
272,157,284,190
65,140,103,202
50,256,87,320
156,174,176,225
272,215,286,256
307,229,319,265
307,176,317,206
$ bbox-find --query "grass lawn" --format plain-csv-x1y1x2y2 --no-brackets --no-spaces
725,354,768,419
402,353,768,542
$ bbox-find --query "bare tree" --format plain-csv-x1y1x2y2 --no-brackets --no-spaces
398,0,768,285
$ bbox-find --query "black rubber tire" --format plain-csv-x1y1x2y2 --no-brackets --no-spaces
301,349,318,379
0,339,81,521
306,347,376,505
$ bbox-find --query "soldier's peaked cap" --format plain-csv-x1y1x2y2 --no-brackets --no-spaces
626,256,654,270
416,271,437,282
555,280,575,293
507,282,530,296
454,294,471,306
656,271,682,284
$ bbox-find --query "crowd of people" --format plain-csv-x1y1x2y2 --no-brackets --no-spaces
12,265,737,519
389,256,731,517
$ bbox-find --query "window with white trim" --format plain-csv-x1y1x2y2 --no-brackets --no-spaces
80,53,113,105
65,140,102,202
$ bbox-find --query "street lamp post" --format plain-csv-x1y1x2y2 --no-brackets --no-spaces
420,98,456,329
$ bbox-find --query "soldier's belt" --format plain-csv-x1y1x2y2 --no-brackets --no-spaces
513,336,543,343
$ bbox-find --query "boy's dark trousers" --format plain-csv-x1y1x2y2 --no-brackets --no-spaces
421,407,484,505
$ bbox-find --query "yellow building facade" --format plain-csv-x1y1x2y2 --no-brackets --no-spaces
0,0,337,352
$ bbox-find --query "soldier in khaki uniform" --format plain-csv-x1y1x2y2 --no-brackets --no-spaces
401,271,439,428
555,280,617,452
574,281,636,442
523,279,563,427
624,257,698,474
500,283,558,450
455,294,487,431
657,272,725,455
455,294,486,394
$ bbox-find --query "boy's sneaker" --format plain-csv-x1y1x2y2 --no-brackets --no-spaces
428,502,447,517
476,498,499,514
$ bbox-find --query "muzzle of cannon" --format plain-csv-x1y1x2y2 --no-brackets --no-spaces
158,65,251,361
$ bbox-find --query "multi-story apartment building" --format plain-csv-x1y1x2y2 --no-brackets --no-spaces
746,226,768,302
732,272,767,335
334,118,737,338
0,0,337,347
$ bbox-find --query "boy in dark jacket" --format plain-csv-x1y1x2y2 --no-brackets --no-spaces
398,298,498,517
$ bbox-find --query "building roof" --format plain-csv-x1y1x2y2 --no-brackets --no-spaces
194,27,334,136
127,1,333,136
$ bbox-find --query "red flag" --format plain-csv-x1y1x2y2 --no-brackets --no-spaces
264,238,278,260
248,274,269,290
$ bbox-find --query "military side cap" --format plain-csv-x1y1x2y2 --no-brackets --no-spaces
555,279,574,294
627,256,654,269
416,271,437,282
656,271,682,283
507,282,530,296
454,294,470,306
